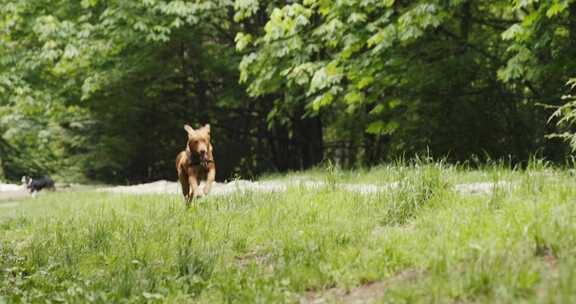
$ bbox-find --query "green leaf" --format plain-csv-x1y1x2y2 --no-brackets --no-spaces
235,32,252,51
310,92,333,111
501,24,523,41
366,120,399,134
356,76,374,89
546,3,568,18
344,91,364,104
370,104,385,114
366,120,385,134
348,13,367,24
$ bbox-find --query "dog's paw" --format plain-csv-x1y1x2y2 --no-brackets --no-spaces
193,192,204,199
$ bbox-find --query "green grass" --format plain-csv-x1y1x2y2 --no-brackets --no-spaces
259,158,533,185
2,162,576,303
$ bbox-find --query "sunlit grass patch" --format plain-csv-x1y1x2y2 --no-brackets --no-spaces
260,157,537,186
1,165,576,303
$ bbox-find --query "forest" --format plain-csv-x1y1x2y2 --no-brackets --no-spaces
4,2,576,303
1,0,576,183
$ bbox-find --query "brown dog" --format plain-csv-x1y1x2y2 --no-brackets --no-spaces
176,124,216,205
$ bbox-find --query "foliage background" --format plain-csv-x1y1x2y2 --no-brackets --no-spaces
0,0,575,183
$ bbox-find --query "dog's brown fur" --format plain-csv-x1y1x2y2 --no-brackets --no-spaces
176,124,216,206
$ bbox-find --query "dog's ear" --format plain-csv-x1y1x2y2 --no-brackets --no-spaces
203,124,210,134
184,124,195,135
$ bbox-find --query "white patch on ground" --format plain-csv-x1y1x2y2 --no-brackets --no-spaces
453,181,514,194
97,179,514,196
0,183,29,202
0,183,24,192
98,180,287,196
97,180,179,195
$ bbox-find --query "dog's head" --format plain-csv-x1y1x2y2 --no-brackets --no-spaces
184,124,212,161
21,176,31,186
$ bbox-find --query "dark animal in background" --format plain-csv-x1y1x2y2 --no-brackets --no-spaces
176,124,216,206
21,175,56,193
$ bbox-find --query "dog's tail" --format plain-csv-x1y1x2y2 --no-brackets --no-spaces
45,176,56,191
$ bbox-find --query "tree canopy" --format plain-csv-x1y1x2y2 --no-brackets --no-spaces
1,0,575,182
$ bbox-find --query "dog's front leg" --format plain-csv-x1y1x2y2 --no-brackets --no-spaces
178,172,189,199
204,167,216,195
188,175,202,201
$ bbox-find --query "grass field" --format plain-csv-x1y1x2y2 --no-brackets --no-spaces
1,161,576,303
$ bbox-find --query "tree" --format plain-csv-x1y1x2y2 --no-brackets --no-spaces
239,0,576,164
1,0,576,183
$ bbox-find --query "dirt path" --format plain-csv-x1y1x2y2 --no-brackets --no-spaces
0,185,28,209
0,183,28,203
0,180,514,208
0,189,29,201
0,183,99,207
96,180,514,196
